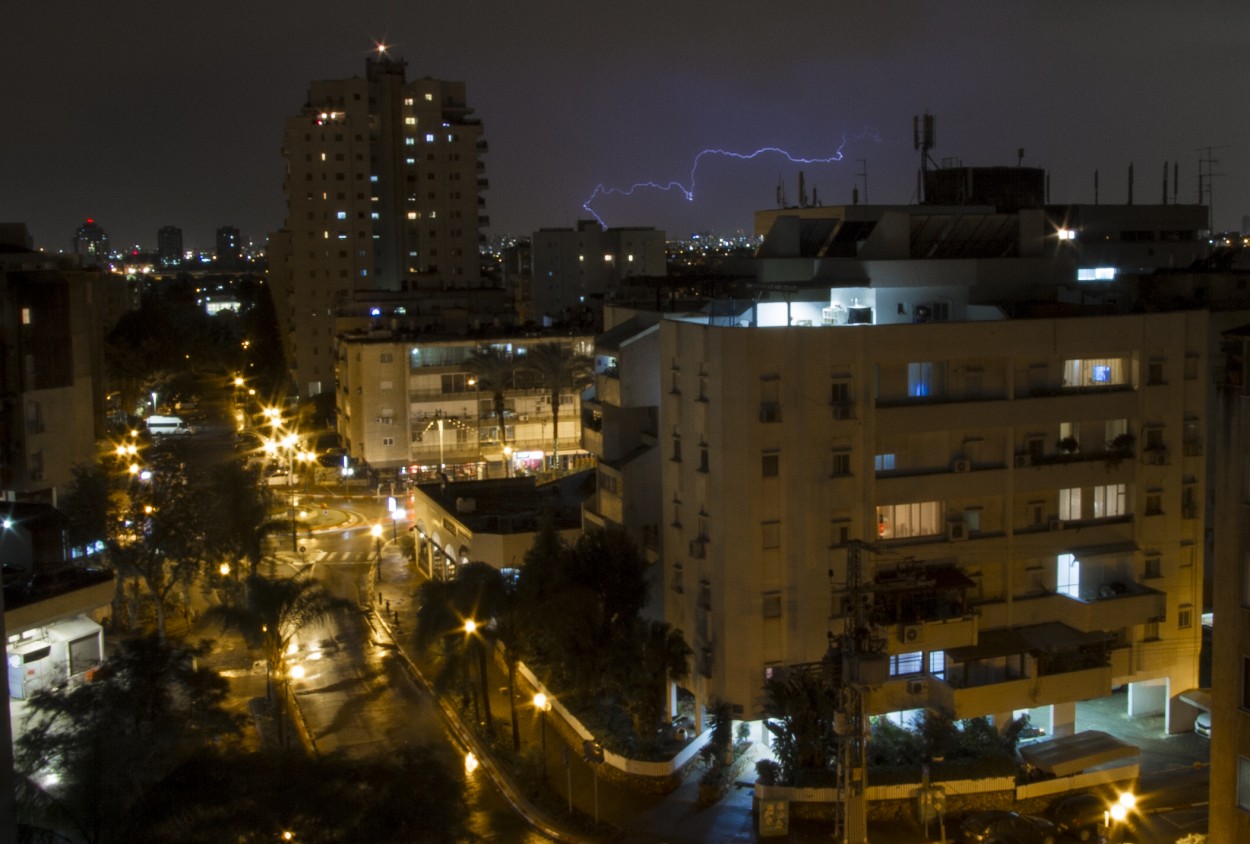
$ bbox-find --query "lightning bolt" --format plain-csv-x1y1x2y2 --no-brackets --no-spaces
582,128,881,228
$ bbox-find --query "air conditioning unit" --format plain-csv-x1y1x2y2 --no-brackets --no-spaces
906,679,927,695
1014,454,1031,468
519,414,529,422
952,459,971,473
900,624,925,645
1049,518,1065,531
947,521,968,542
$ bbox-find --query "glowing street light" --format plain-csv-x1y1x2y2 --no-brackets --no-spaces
534,692,552,778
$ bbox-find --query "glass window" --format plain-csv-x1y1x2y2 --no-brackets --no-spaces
928,651,946,679
1063,357,1127,387
908,362,935,397
876,502,944,539
763,592,782,618
831,451,851,476
1059,487,1082,521
874,453,896,471
1238,757,1250,811
1057,553,1080,598
889,651,924,676
1093,484,1126,518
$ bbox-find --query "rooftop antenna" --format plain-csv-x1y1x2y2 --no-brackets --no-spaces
798,171,809,208
856,158,869,205
1017,147,1025,167
914,112,936,202
1198,146,1227,232
776,175,787,209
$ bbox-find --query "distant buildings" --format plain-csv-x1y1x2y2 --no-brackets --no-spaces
529,221,666,323
157,225,183,269
72,218,109,267
215,225,241,271
269,49,493,399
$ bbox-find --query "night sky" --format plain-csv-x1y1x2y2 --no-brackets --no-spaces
2,1,1248,254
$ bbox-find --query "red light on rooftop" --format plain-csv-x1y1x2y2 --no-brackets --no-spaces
86,218,94,224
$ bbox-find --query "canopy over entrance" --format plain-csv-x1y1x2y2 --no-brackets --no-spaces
1018,729,1139,776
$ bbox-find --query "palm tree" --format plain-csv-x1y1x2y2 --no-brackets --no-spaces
465,347,517,464
612,619,692,751
205,571,348,746
519,343,593,470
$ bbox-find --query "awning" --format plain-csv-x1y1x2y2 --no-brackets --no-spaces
1019,730,1139,776
946,629,1032,662
1066,541,1138,559
1016,622,1114,654
946,622,1111,663
1178,688,1212,712
46,616,103,643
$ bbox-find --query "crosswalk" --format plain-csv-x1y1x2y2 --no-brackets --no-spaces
273,549,374,567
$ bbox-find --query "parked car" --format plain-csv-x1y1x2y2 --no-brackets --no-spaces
1047,792,1106,842
960,810,1057,844
1194,710,1211,739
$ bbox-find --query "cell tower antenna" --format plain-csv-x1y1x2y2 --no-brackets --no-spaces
1198,145,1228,232
914,113,937,202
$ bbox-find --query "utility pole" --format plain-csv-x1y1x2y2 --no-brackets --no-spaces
829,540,877,844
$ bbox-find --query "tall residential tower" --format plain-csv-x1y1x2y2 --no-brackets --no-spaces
269,48,489,398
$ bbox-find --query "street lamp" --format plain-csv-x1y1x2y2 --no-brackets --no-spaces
534,692,552,779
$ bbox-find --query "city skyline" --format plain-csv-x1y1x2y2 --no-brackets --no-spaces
2,0,1247,252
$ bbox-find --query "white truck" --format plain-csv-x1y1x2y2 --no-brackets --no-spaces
146,415,193,437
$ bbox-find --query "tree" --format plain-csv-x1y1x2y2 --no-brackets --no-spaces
205,571,349,746
58,463,112,551
763,670,840,786
108,457,208,641
14,635,241,844
518,343,592,469
610,619,691,752
198,460,286,576
465,347,516,453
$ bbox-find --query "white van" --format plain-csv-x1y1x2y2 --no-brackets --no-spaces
146,415,193,437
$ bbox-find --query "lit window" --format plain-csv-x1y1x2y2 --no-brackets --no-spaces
424,93,433,101
404,117,416,125
425,133,435,142
1059,487,1082,520
407,212,417,220
908,362,936,397
889,652,923,676
20,308,31,325
1057,228,1076,241
874,453,895,471
404,138,415,146
875,502,944,539
336,211,346,220
1092,484,1126,518
1238,757,1250,811
1057,553,1080,598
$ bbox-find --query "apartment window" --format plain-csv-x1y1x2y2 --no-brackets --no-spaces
380,353,393,363
889,652,924,676
874,453,896,472
831,450,851,476
1144,620,1160,640
1244,656,1250,710
762,453,779,477
908,362,936,397
699,447,709,473
671,500,681,528
1144,426,1164,451
698,580,712,611
1105,418,1128,442
831,381,851,405
381,437,394,446
671,437,682,462
762,521,781,549
1147,360,1165,385
831,519,851,546
1178,604,1193,630
1059,487,1082,521
1092,484,1126,518
928,651,946,679
762,592,782,619
1145,493,1163,515
1145,554,1162,579
1063,357,1126,387
1238,757,1250,811
1057,553,1080,598
875,501,944,539
759,402,781,423
670,563,684,594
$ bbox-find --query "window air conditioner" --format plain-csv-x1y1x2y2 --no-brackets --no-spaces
952,459,971,473
900,624,924,644
907,679,927,695
947,522,968,542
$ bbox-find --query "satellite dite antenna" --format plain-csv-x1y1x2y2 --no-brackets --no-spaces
914,113,937,202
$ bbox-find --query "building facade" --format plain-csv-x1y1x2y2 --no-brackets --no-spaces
335,331,593,478
270,50,490,399
661,310,1206,734
530,221,666,322
157,226,183,269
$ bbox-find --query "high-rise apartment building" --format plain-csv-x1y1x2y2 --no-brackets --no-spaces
215,226,242,271
270,49,490,399
157,225,183,269
71,218,109,267
530,221,667,322
661,309,1206,738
